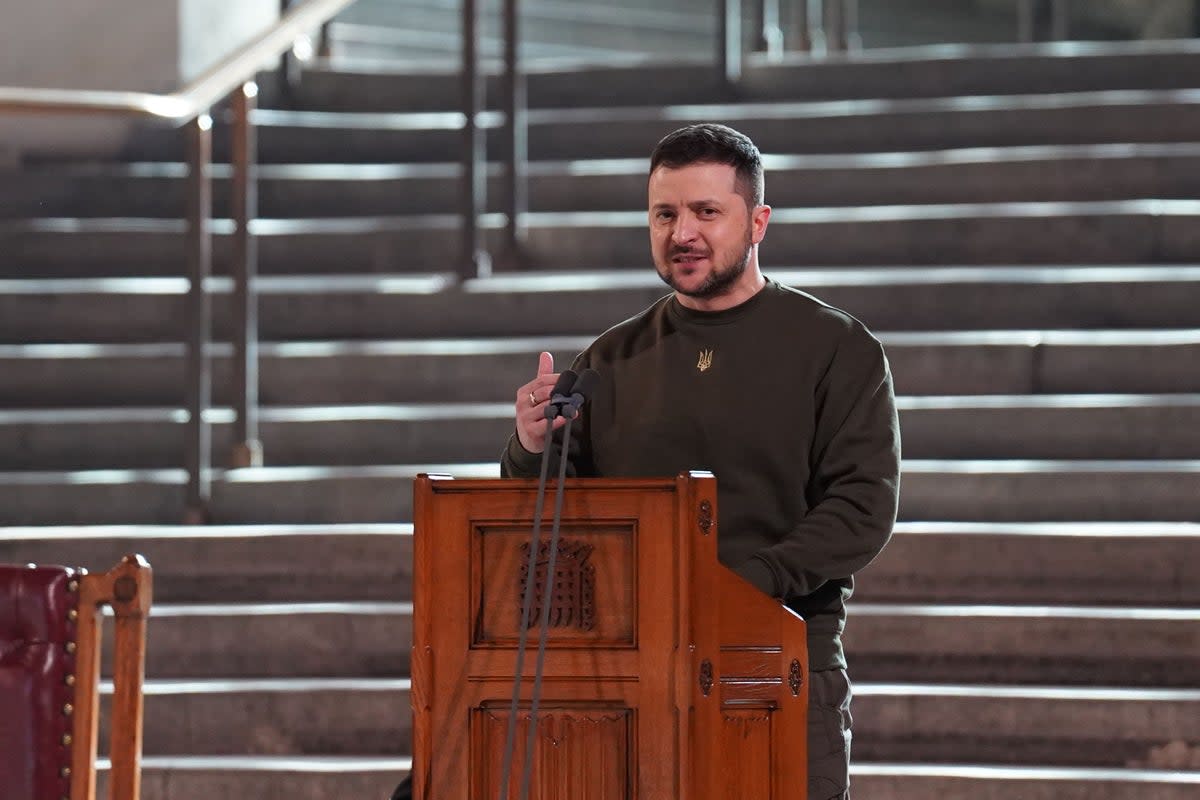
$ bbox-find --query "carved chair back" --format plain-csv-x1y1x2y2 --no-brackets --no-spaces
0,555,151,800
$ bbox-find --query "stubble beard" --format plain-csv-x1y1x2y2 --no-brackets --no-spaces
657,235,754,300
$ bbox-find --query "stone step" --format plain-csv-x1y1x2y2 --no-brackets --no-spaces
101,678,410,756
0,460,1198,525
853,685,1200,768
0,463,496,525
10,143,1200,218
284,43,1200,111
110,90,1200,165
7,200,1200,276
6,522,1196,604
857,522,1200,606
97,758,1200,800
2,330,1198,408
100,677,1200,767
0,524,415,602
100,757,409,800
6,267,1200,344
107,600,1200,688
109,602,411,679
321,22,640,63
850,765,1200,800
845,604,1200,687
327,0,707,58
326,0,1153,61
4,395,1199,470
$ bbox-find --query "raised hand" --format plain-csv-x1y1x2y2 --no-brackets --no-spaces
514,351,567,453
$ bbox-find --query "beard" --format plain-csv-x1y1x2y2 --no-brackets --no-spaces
657,236,753,300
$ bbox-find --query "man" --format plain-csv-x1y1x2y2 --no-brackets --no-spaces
502,123,901,799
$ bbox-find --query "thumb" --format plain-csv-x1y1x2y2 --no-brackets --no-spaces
537,351,554,377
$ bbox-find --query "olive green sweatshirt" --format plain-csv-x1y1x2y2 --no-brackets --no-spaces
502,279,901,671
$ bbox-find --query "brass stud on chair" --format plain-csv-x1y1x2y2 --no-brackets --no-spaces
62,733,73,746
67,579,79,593
65,642,76,654
59,766,71,778
62,703,73,716
67,609,78,621
64,674,75,687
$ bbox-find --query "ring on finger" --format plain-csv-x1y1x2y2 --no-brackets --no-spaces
528,391,537,407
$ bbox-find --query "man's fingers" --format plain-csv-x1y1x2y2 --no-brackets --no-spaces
519,377,558,409
537,351,554,377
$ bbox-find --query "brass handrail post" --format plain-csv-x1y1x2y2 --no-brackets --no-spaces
231,82,263,469
755,0,784,57
461,0,491,279
1017,0,1035,42
1051,0,1069,41
790,0,813,52
719,0,743,85
502,0,527,267
1018,0,1066,42
842,0,861,51
185,113,213,524
825,0,854,52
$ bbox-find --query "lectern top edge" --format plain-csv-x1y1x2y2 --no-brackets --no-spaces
416,471,716,493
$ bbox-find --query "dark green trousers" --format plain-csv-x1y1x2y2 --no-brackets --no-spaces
808,668,853,800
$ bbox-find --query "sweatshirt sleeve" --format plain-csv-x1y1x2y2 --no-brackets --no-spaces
748,325,901,600
500,433,547,478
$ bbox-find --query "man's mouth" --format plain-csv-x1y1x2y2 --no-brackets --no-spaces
671,252,709,264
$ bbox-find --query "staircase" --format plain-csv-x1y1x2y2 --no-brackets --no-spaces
3,24,1200,800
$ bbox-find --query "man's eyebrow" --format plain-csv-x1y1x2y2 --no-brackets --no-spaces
650,198,725,210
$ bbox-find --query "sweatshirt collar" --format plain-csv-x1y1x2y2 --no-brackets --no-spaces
667,279,774,326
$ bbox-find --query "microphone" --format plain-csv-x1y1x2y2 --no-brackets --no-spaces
559,368,600,419
543,369,578,420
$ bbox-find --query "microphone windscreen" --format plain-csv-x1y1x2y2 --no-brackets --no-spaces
550,369,578,398
570,369,601,399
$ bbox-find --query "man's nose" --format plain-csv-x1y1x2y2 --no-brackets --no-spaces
671,214,698,244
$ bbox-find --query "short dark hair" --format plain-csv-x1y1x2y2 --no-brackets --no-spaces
649,123,764,207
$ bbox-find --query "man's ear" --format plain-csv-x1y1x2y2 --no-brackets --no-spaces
751,204,772,244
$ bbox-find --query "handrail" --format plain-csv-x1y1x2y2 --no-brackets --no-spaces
0,0,358,522
0,0,353,118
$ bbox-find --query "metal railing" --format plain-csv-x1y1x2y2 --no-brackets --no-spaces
0,0,356,522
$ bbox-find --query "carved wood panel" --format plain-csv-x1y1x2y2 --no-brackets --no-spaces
519,539,597,632
473,522,636,647
719,710,773,799
473,705,632,800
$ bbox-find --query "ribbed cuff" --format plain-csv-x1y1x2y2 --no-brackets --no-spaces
501,433,543,478
733,557,780,598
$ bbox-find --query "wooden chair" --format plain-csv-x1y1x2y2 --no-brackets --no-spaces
0,554,152,800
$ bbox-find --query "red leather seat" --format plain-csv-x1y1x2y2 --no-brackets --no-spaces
1,555,150,800
0,564,82,800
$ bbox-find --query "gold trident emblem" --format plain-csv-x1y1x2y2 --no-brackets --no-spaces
697,349,713,372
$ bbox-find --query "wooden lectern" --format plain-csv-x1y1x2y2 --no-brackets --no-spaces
411,472,808,800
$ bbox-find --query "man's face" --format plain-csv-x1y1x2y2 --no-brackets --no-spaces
647,161,768,302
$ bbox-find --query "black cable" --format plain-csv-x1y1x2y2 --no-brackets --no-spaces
496,416,555,800
518,411,577,800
